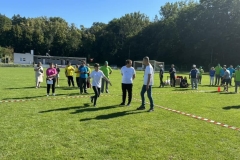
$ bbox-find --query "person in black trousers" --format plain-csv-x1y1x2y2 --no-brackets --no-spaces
159,65,164,87
79,61,89,94
46,63,57,96
120,59,136,106
169,64,176,87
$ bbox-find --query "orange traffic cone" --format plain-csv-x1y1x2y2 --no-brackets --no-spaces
217,86,221,92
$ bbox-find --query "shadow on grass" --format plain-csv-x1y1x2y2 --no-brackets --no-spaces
71,105,119,114
39,103,90,113
2,94,66,100
80,110,143,121
222,105,240,110
205,91,219,93
173,88,190,91
220,92,236,95
5,86,46,89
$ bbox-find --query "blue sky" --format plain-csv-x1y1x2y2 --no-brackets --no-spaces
0,0,178,28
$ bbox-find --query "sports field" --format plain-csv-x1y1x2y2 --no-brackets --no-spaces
0,67,240,159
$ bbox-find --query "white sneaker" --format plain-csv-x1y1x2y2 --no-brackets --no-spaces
57,85,59,87
47,94,49,97
52,93,55,96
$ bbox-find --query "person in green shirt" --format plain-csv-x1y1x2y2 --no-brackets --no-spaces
100,61,112,93
198,66,204,84
234,66,240,93
214,64,222,86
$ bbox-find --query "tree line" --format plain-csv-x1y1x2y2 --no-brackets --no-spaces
0,0,240,68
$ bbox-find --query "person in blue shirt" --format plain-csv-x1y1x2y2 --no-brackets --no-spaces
189,64,199,90
227,65,235,86
78,61,89,94
209,67,215,86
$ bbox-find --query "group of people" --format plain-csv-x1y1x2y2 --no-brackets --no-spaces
157,63,240,93
34,57,155,112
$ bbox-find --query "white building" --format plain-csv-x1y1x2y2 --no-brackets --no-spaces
14,53,34,64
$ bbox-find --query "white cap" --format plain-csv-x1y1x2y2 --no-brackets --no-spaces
159,65,163,67
193,64,196,67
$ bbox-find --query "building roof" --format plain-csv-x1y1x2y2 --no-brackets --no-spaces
34,55,86,59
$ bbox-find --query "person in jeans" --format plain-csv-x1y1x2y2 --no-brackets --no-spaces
46,63,57,96
169,64,176,87
198,66,204,84
89,63,112,107
120,59,136,106
222,67,231,92
227,65,235,86
65,62,75,87
189,64,199,90
159,65,164,88
78,61,89,94
100,61,112,93
214,64,222,85
234,66,240,93
209,67,215,86
137,56,154,112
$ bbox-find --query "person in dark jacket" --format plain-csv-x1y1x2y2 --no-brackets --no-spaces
180,77,189,88
169,64,176,87
159,65,164,87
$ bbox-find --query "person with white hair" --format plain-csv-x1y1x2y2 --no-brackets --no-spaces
159,65,164,87
189,64,199,90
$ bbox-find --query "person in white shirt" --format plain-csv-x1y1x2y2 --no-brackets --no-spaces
137,56,154,112
120,59,136,106
34,62,44,88
88,63,112,107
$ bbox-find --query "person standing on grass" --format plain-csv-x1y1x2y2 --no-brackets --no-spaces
34,62,44,88
120,59,136,106
209,67,215,86
75,64,80,88
169,64,176,87
89,63,112,107
222,66,231,92
189,64,199,90
227,65,235,86
198,66,204,84
55,64,60,87
100,61,112,93
46,63,57,96
65,62,75,87
86,64,92,89
234,66,240,93
220,65,227,85
79,61,89,94
159,65,164,88
137,56,154,112
214,64,222,86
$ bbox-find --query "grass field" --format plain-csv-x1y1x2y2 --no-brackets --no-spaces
0,67,240,160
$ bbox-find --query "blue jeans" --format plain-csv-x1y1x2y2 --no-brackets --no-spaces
141,85,154,109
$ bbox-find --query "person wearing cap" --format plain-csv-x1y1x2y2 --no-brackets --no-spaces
65,62,75,87
34,62,44,88
189,64,199,90
120,59,136,106
222,66,231,92
100,61,112,93
234,66,240,93
78,61,89,94
214,64,222,85
159,65,164,87
227,65,235,86
88,63,112,107
169,64,176,87
198,66,204,84
55,64,60,87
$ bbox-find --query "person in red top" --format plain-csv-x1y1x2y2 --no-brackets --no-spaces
46,63,57,96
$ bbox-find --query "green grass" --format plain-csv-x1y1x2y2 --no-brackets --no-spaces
0,67,240,159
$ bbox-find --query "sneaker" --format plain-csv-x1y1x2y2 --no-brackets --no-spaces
94,105,96,107
120,103,125,106
137,106,146,110
80,92,83,94
106,90,109,93
52,93,55,96
47,94,49,97
57,85,59,87
126,103,131,106
90,97,94,103
148,108,154,112
84,92,88,94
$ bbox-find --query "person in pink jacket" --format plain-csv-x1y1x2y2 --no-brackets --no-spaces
46,63,57,96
